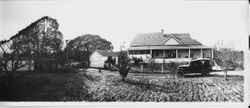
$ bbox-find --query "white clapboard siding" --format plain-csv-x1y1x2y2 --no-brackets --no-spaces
90,51,108,68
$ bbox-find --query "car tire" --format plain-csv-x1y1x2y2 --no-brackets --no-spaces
177,69,185,78
206,71,210,76
202,69,209,77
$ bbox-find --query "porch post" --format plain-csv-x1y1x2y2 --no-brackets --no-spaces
150,49,152,58
162,50,165,73
188,49,191,58
200,49,203,58
163,50,165,58
211,49,213,59
141,64,143,71
176,49,178,58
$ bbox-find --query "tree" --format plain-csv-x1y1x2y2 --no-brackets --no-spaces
66,34,113,66
131,57,143,66
3,16,63,71
213,41,244,80
166,62,179,79
118,51,130,81
0,40,27,79
104,56,116,70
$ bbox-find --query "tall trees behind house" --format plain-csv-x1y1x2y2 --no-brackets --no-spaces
0,16,64,72
66,34,113,67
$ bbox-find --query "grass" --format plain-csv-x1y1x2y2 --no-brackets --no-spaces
0,68,244,102
0,71,85,101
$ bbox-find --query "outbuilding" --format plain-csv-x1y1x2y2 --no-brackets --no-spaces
89,49,118,68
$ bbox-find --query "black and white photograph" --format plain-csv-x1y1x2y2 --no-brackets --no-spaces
0,0,249,107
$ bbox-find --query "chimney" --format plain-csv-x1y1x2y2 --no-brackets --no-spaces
161,29,164,33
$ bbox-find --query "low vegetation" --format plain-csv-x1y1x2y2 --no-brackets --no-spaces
79,69,244,102
0,68,243,102
0,71,84,101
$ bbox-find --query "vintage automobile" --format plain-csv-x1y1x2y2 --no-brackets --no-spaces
177,58,222,77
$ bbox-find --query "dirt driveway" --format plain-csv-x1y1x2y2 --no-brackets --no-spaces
128,70,245,79
210,70,244,76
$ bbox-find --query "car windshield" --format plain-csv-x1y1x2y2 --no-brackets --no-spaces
209,60,215,66
182,62,190,66
190,60,210,66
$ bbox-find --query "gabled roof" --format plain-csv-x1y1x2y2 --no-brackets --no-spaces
162,35,183,45
130,32,201,47
95,49,118,57
130,32,165,46
165,34,201,45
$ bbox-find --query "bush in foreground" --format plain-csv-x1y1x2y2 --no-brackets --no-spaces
118,51,130,81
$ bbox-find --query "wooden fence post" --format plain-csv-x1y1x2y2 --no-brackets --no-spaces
161,64,164,73
140,64,143,71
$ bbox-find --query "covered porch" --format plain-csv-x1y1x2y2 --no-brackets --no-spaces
128,46,213,63
151,49,213,63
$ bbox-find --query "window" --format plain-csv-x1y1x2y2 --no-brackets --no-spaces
139,50,144,54
129,50,134,55
191,61,200,68
135,50,140,54
165,50,176,58
209,60,215,66
140,50,150,54
140,50,149,54
200,61,205,65
190,50,194,58
152,50,163,58
129,50,150,55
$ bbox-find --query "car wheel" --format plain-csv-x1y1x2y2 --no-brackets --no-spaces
202,69,209,77
206,71,210,76
177,70,184,78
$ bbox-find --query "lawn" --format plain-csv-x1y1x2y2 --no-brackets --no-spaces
0,68,244,102
0,71,85,101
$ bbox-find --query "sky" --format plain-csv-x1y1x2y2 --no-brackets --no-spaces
0,0,249,51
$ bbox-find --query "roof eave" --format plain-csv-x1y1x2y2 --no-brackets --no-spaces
128,45,213,50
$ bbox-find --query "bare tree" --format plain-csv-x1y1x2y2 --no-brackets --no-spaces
213,41,243,80
0,40,27,79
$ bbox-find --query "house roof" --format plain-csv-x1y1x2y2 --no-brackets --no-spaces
128,45,212,50
95,49,118,57
130,32,202,47
165,34,201,45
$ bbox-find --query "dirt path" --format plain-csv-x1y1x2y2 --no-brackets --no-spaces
211,70,244,76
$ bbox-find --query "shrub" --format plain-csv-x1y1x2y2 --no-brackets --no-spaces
118,51,130,81
148,58,156,72
132,57,143,66
165,62,179,79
